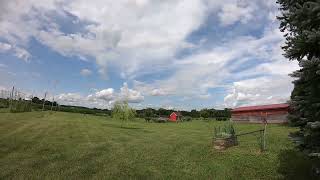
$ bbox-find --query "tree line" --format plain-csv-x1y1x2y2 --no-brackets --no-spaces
1,96,231,119
136,108,231,119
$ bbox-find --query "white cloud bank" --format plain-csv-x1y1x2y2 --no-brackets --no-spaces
133,28,299,108
0,0,299,109
56,83,144,108
224,76,293,108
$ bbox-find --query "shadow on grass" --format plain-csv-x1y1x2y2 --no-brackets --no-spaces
120,126,141,130
278,149,320,180
101,123,152,133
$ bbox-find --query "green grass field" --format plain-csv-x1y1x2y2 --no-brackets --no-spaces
0,112,314,179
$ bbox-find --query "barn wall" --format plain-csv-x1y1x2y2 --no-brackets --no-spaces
169,114,177,122
231,109,288,124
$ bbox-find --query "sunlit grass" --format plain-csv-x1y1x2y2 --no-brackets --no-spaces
0,111,312,179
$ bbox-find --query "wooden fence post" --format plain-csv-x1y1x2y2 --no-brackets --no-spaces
263,122,267,151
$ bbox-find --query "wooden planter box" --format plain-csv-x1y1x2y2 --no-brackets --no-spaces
213,136,238,150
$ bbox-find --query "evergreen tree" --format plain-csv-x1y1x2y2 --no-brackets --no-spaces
277,0,320,156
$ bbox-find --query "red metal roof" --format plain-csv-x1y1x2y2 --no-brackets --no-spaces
232,103,289,112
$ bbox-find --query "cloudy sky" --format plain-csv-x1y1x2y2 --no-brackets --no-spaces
0,0,299,110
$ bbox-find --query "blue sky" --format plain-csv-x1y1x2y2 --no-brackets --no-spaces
0,0,299,110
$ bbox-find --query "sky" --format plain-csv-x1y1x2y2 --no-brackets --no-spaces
0,0,299,110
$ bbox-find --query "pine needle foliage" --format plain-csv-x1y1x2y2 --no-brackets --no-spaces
277,0,320,157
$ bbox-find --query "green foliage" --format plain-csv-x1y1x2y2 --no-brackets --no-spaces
277,0,320,156
112,101,136,126
213,123,236,139
8,100,31,113
200,108,210,119
216,117,228,121
144,108,154,122
190,109,200,118
182,116,192,121
0,98,9,108
136,108,231,119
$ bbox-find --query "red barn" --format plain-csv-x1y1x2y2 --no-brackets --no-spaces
169,112,182,122
231,103,289,124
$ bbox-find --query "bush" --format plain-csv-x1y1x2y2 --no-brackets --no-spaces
216,117,228,121
152,117,167,123
9,100,32,113
213,124,236,139
183,116,192,121
145,117,151,122
0,99,9,108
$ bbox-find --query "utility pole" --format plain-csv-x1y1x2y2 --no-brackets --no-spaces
42,92,47,111
51,96,55,111
9,86,14,111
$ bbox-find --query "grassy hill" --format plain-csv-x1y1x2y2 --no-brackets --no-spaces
0,112,313,179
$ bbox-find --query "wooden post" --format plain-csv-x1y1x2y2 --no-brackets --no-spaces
263,112,268,151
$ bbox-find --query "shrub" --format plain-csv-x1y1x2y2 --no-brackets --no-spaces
216,117,228,121
213,124,236,139
183,116,192,121
9,100,32,113
152,117,167,123
145,117,151,122
0,99,9,108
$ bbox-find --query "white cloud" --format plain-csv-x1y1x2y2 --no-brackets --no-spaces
80,68,92,76
151,89,171,96
0,42,12,51
0,0,299,109
218,3,255,26
133,28,297,101
198,94,212,100
93,88,114,101
0,41,31,62
224,76,293,108
57,93,83,103
13,47,31,62
56,83,144,108
0,0,282,75
119,83,144,103
0,0,210,76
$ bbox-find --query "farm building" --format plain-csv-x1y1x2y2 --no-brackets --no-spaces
169,112,182,122
231,103,289,124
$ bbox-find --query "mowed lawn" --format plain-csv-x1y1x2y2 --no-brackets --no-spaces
0,112,312,179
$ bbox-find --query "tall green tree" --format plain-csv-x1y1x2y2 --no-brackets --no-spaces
277,0,320,156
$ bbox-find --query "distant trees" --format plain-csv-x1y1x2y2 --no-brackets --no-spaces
144,108,155,122
200,109,210,119
190,109,200,118
277,0,320,157
158,108,171,117
136,107,231,119
31,97,42,104
199,108,231,119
